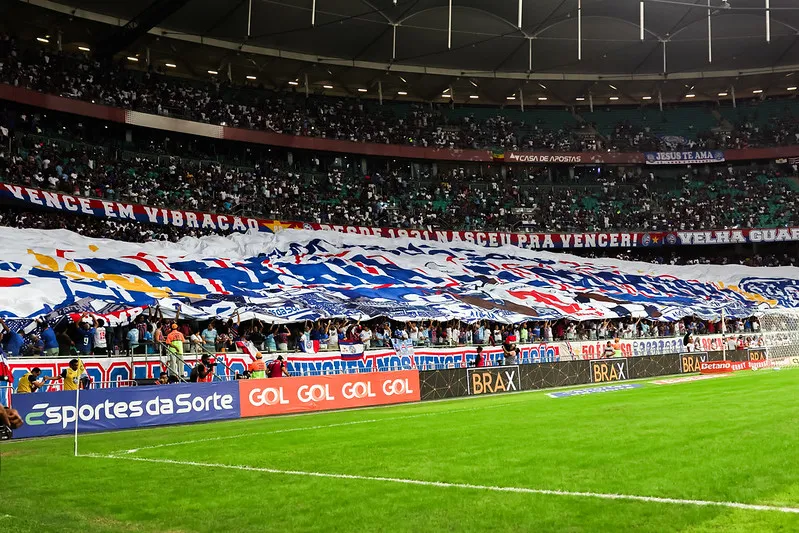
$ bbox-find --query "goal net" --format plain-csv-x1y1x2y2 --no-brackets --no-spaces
758,311,799,369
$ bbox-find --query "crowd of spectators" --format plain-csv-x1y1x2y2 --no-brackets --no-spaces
2,309,767,361
4,35,797,153
0,35,581,151
1,35,799,265
2,121,797,234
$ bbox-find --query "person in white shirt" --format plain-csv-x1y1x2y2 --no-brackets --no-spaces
327,323,339,349
360,326,372,350
409,323,419,345
93,317,108,355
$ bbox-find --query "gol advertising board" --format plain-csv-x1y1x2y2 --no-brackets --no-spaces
12,381,240,438
238,370,420,417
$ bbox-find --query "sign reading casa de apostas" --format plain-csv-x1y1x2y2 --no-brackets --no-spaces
644,151,725,165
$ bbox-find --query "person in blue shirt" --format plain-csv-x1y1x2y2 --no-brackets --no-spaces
0,319,25,357
38,320,60,357
142,326,155,355
76,321,95,355
126,326,140,355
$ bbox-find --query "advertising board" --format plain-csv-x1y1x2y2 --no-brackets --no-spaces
238,370,420,417
12,381,240,438
466,366,520,395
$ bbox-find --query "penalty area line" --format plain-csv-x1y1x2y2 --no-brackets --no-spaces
80,453,799,515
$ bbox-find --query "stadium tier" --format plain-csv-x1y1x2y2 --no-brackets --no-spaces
3,4,799,531
1,36,798,155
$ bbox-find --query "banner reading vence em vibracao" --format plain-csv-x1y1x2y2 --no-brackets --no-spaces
3,184,799,250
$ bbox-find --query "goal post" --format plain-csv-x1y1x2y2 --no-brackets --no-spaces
758,311,799,369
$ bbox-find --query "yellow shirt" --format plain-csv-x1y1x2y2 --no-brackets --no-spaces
16,372,37,394
62,361,85,391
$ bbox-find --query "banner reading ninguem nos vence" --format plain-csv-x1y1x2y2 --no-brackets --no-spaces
644,151,725,165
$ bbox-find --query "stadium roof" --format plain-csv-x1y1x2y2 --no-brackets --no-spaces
9,0,799,104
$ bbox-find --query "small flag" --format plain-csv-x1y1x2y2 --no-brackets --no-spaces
301,339,320,354
339,341,365,360
236,340,259,359
565,341,576,359
491,149,505,161
0,348,12,384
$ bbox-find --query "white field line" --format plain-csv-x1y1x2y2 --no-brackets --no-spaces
3,372,686,446
81,453,799,515
114,402,513,455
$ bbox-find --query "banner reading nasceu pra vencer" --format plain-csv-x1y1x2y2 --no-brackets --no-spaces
238,370,420,418
5,183,799,250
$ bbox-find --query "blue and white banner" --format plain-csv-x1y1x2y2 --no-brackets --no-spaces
644,151,725,165
11,381,240,438
0,227,797,325
391,339,415,359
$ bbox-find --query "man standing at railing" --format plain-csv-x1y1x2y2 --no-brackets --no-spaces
202,322,218,353
166,324,185,356
76,319,94,356
38,319,60,357
91,317,109,356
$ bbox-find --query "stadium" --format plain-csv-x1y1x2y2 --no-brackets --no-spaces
1,0,799,531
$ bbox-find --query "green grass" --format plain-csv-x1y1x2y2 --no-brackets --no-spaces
3,370,799,532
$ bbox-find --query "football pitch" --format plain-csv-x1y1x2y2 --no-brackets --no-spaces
2,369,798,532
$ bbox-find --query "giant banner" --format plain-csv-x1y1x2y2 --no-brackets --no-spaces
11,381,240,438
2,226,798,327
5,184,799,250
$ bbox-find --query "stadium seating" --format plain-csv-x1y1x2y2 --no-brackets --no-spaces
2,36,797,152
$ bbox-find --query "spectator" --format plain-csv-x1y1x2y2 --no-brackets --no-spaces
276,326,290,352
189,354,215,383
0,319,25,357
92,317,108,356
267,355,290,378
15,367,54,393
166,323,185,357
201,322,218,353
